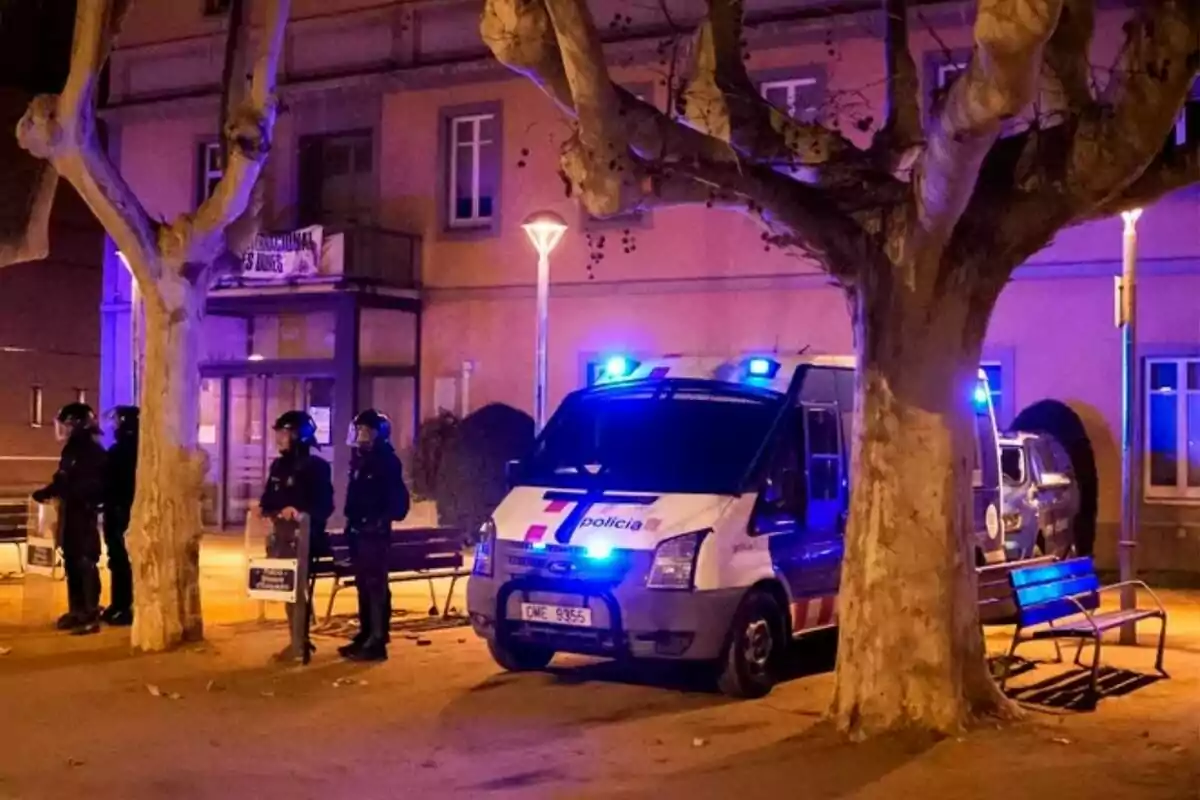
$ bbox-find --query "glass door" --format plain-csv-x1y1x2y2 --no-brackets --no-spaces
225,376,267,526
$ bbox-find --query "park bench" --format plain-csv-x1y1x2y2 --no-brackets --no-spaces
999,557,1168,695
977,555,1058,626
310,526,469,624
0,496,32,573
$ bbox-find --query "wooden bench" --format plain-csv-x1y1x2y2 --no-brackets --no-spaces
1000,557,1168,694
0,497,33,574
310,526,468,623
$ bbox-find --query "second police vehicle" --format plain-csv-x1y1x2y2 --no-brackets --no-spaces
467,354,1003,697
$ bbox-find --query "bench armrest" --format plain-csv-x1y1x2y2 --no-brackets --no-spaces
1096,580,1168,616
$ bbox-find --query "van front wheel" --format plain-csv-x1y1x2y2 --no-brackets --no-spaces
488,637,555,672
716,590,784,699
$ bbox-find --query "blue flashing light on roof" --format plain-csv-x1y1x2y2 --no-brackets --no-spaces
602,355,638,381
973,383,990,410
744,357,781,380
585,540,614,560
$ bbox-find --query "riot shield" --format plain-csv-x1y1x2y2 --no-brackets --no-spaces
245,511,312,664
22,499,61,626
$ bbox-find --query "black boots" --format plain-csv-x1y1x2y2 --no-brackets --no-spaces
342,593,389,662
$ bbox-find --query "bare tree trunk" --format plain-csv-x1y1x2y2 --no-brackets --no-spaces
831,279,1014,738
128,267,208,650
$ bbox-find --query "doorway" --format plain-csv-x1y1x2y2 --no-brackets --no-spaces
200,374,335,528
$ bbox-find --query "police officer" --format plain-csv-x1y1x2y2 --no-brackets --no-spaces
260,410,334,554
101,406,138,626
32,403,106,635
340,409,410,662
260,411,334,658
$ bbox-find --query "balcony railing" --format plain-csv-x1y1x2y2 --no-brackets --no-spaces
212,225,420,292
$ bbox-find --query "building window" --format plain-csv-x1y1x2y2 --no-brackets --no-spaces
1172,80,1200,149
297,131,374,226
197,142,223,206
30,386,43,428
204,0,232,16
1145,358,1200,500
447,112,498,229
980,362,1004,419
759,76,820,123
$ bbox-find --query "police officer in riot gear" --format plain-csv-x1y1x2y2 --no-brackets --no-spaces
101,406,138,626
32,403,107,634
340,409,410,662
260,411,335,657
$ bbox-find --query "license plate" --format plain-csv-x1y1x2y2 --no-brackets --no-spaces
520,602,593,627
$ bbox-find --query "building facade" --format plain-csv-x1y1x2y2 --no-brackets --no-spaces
100,0,1200,569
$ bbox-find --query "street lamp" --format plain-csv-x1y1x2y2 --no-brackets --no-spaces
521,211,568,432
1118,207,1143,644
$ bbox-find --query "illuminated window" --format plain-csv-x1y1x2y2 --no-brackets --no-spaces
1145,358,1200,500
197,142,223,205
447,112,498,228
30,386,43,428
759,76,819,122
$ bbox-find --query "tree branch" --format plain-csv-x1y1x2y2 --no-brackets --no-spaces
913,0,1062,252
877,0,922,153
1041,0,1095,112
1064,0,1200,212
187,0,289,267
15,0,160,288
1086,141,1200,220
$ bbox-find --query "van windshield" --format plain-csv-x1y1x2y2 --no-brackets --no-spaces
522,382,785,494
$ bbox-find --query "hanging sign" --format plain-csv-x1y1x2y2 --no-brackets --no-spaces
240,225,324,280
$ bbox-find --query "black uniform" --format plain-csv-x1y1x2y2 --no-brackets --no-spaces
34,429,106,629
343,438,410,657
260,450,335,556
103,422,137,621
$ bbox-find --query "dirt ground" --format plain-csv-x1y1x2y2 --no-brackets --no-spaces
0,537,1197,800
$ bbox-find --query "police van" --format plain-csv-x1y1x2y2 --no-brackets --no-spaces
467,354,1002,697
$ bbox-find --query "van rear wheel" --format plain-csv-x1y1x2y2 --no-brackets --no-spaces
717,590,784,699
488,637,555,672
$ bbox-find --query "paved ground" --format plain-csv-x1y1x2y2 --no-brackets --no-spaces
0,536,1197,799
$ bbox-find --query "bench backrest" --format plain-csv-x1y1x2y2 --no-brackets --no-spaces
324,527,466,574
976,556,1058,625
1009,557,1100,627
0,497,31,543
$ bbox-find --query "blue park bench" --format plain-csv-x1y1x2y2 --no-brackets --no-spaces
999,557,1169,695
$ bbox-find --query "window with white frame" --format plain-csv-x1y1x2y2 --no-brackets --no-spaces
936,62,967,91
1145,358,1200,499
197,142,223,205
448,113,498,228
759,76,819,123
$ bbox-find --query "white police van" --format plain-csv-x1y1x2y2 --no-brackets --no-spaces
467,354,1002,697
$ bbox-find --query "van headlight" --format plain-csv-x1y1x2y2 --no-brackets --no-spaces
647,530,708,591
473,518,496,577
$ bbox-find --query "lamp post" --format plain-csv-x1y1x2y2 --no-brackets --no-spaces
1118,207,1143,644
521,211,568,433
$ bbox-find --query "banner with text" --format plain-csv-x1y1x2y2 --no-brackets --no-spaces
240,225,324,280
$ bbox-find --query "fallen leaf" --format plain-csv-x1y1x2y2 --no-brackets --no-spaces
457,639,467,644
146,684,162,698
1052,738,1071,745
417,638,432,647
692,737,708,748
205,680,219,692
1171,745,1186,754
0,646,12,656
66,758,85,768
261,691,275,698
167,692,183,700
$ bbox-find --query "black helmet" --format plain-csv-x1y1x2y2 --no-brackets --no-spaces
274,410,318,446
55,402,97,441
349,409,391,446
109,405,139,439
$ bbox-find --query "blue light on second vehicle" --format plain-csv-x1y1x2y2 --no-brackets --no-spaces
973,384,989,410
585,540,614,560
748,357,773,376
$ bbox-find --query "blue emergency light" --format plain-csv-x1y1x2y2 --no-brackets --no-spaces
744,357,781,380
973,384,989,410
585,541,614,560
602,355,637,380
